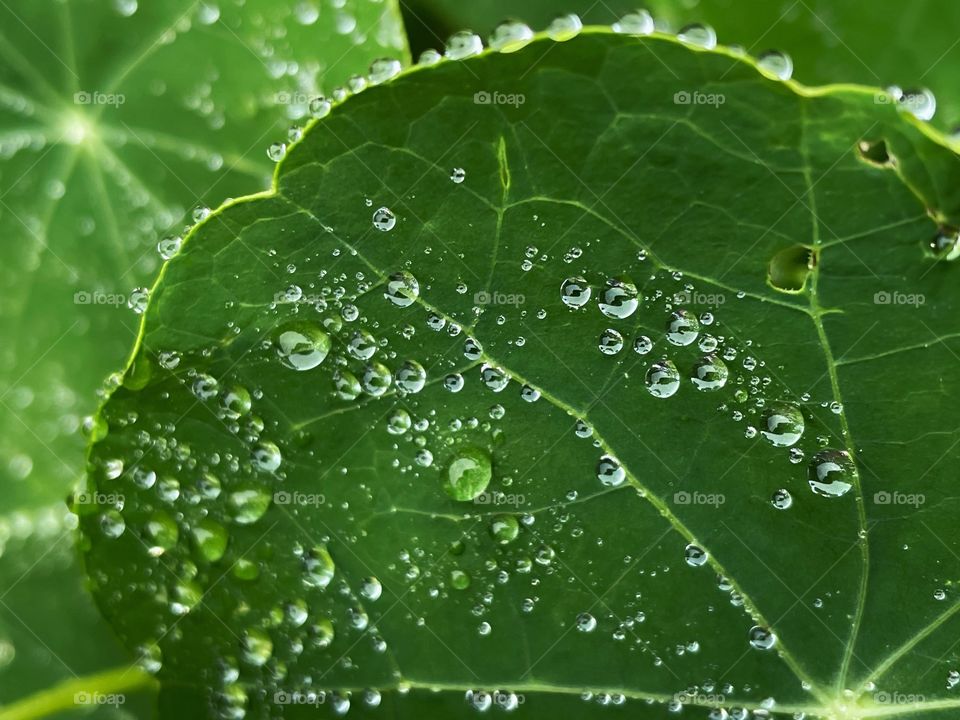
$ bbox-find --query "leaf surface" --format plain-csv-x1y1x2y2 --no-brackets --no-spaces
82,30,960,719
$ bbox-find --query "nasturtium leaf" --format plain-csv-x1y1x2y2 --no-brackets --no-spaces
83,29,960,719
0,0,407,709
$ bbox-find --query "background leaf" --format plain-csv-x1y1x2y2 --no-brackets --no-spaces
81,30,960,719
0,0,407,712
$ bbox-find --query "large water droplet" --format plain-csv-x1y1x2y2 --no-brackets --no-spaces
274,321,331,371
598,277,639,319
303,545,336,589
677,23,717,49
372,206,396,231
597,455,626,487
665,310,700,346
690,355,728,391
613,10,654,35
748,625,777,650
384,271,420,307
445,30,483,59
548,13,583,41
561,277,592,308
757,50,793,81
489,20,534,52
645,359,680,398
760,403,805,447
684,543,708,567
808,449,855,498
443,447,492,501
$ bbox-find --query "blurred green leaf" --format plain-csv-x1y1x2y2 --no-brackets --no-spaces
0,0,407,713
81,29,960,718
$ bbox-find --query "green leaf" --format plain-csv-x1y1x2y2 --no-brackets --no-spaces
82,29,960,719
0,0,407,712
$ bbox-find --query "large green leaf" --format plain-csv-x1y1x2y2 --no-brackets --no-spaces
82,28,960,719
408,0,960,128
0,0,407,713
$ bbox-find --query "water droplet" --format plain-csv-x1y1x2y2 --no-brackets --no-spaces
241,628,273,667
100,510,125,538
372,207,396,231
444,373,464,392
309,96,332,118
157,236,182,260
489,20,534,52
303,544,336,589
228,487,272,525
808,449,855,498
220,385,251,419
362,362,393,396
690,355,728,391
395,360,427,394
560,277,591,308
385,271,420,307
443,447,492,501
418,48,442,65
360,576,383,601
274,321,331,371
645,359,680,398
684,543,708,567
450,167,466,184
759,403,804,447
633,335,653,355
445,31,483,60
771,488,793,510
128,287,149,314
548,13,583,41
613,10,654,35
368,57,401,85
450,568,471,590
598,328,624,355
677,23,717,49
252,441,282,472
598,277,639,319
665,309,700,346
490,515,520,544
192,518,228,562
146,510,179,553
748,625,777,650
756,50,793,81
267,142,286,162
480,364,509,392
597,455,626,487
576,612,597,632
899,88,937,121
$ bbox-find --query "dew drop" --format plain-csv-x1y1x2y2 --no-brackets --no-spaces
548,13,583,41
665,309,700,346
645,359,680,398
560,277,591,308
598,328,624,355
443,447,492,501
690,355,728,391
597,454,626,487
274,321,331,371
368,57,402,85
576,612,597,632
445,31,483,59
489,20,534,53
756,50,793,81
385,271,420,307
759,403,805,447
372,206,396,231
677,23,717,49
808,449,855,498
748,625,777,650
771,488,793,510
598,277,639,319
684,543,708,567
613,10,654,35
